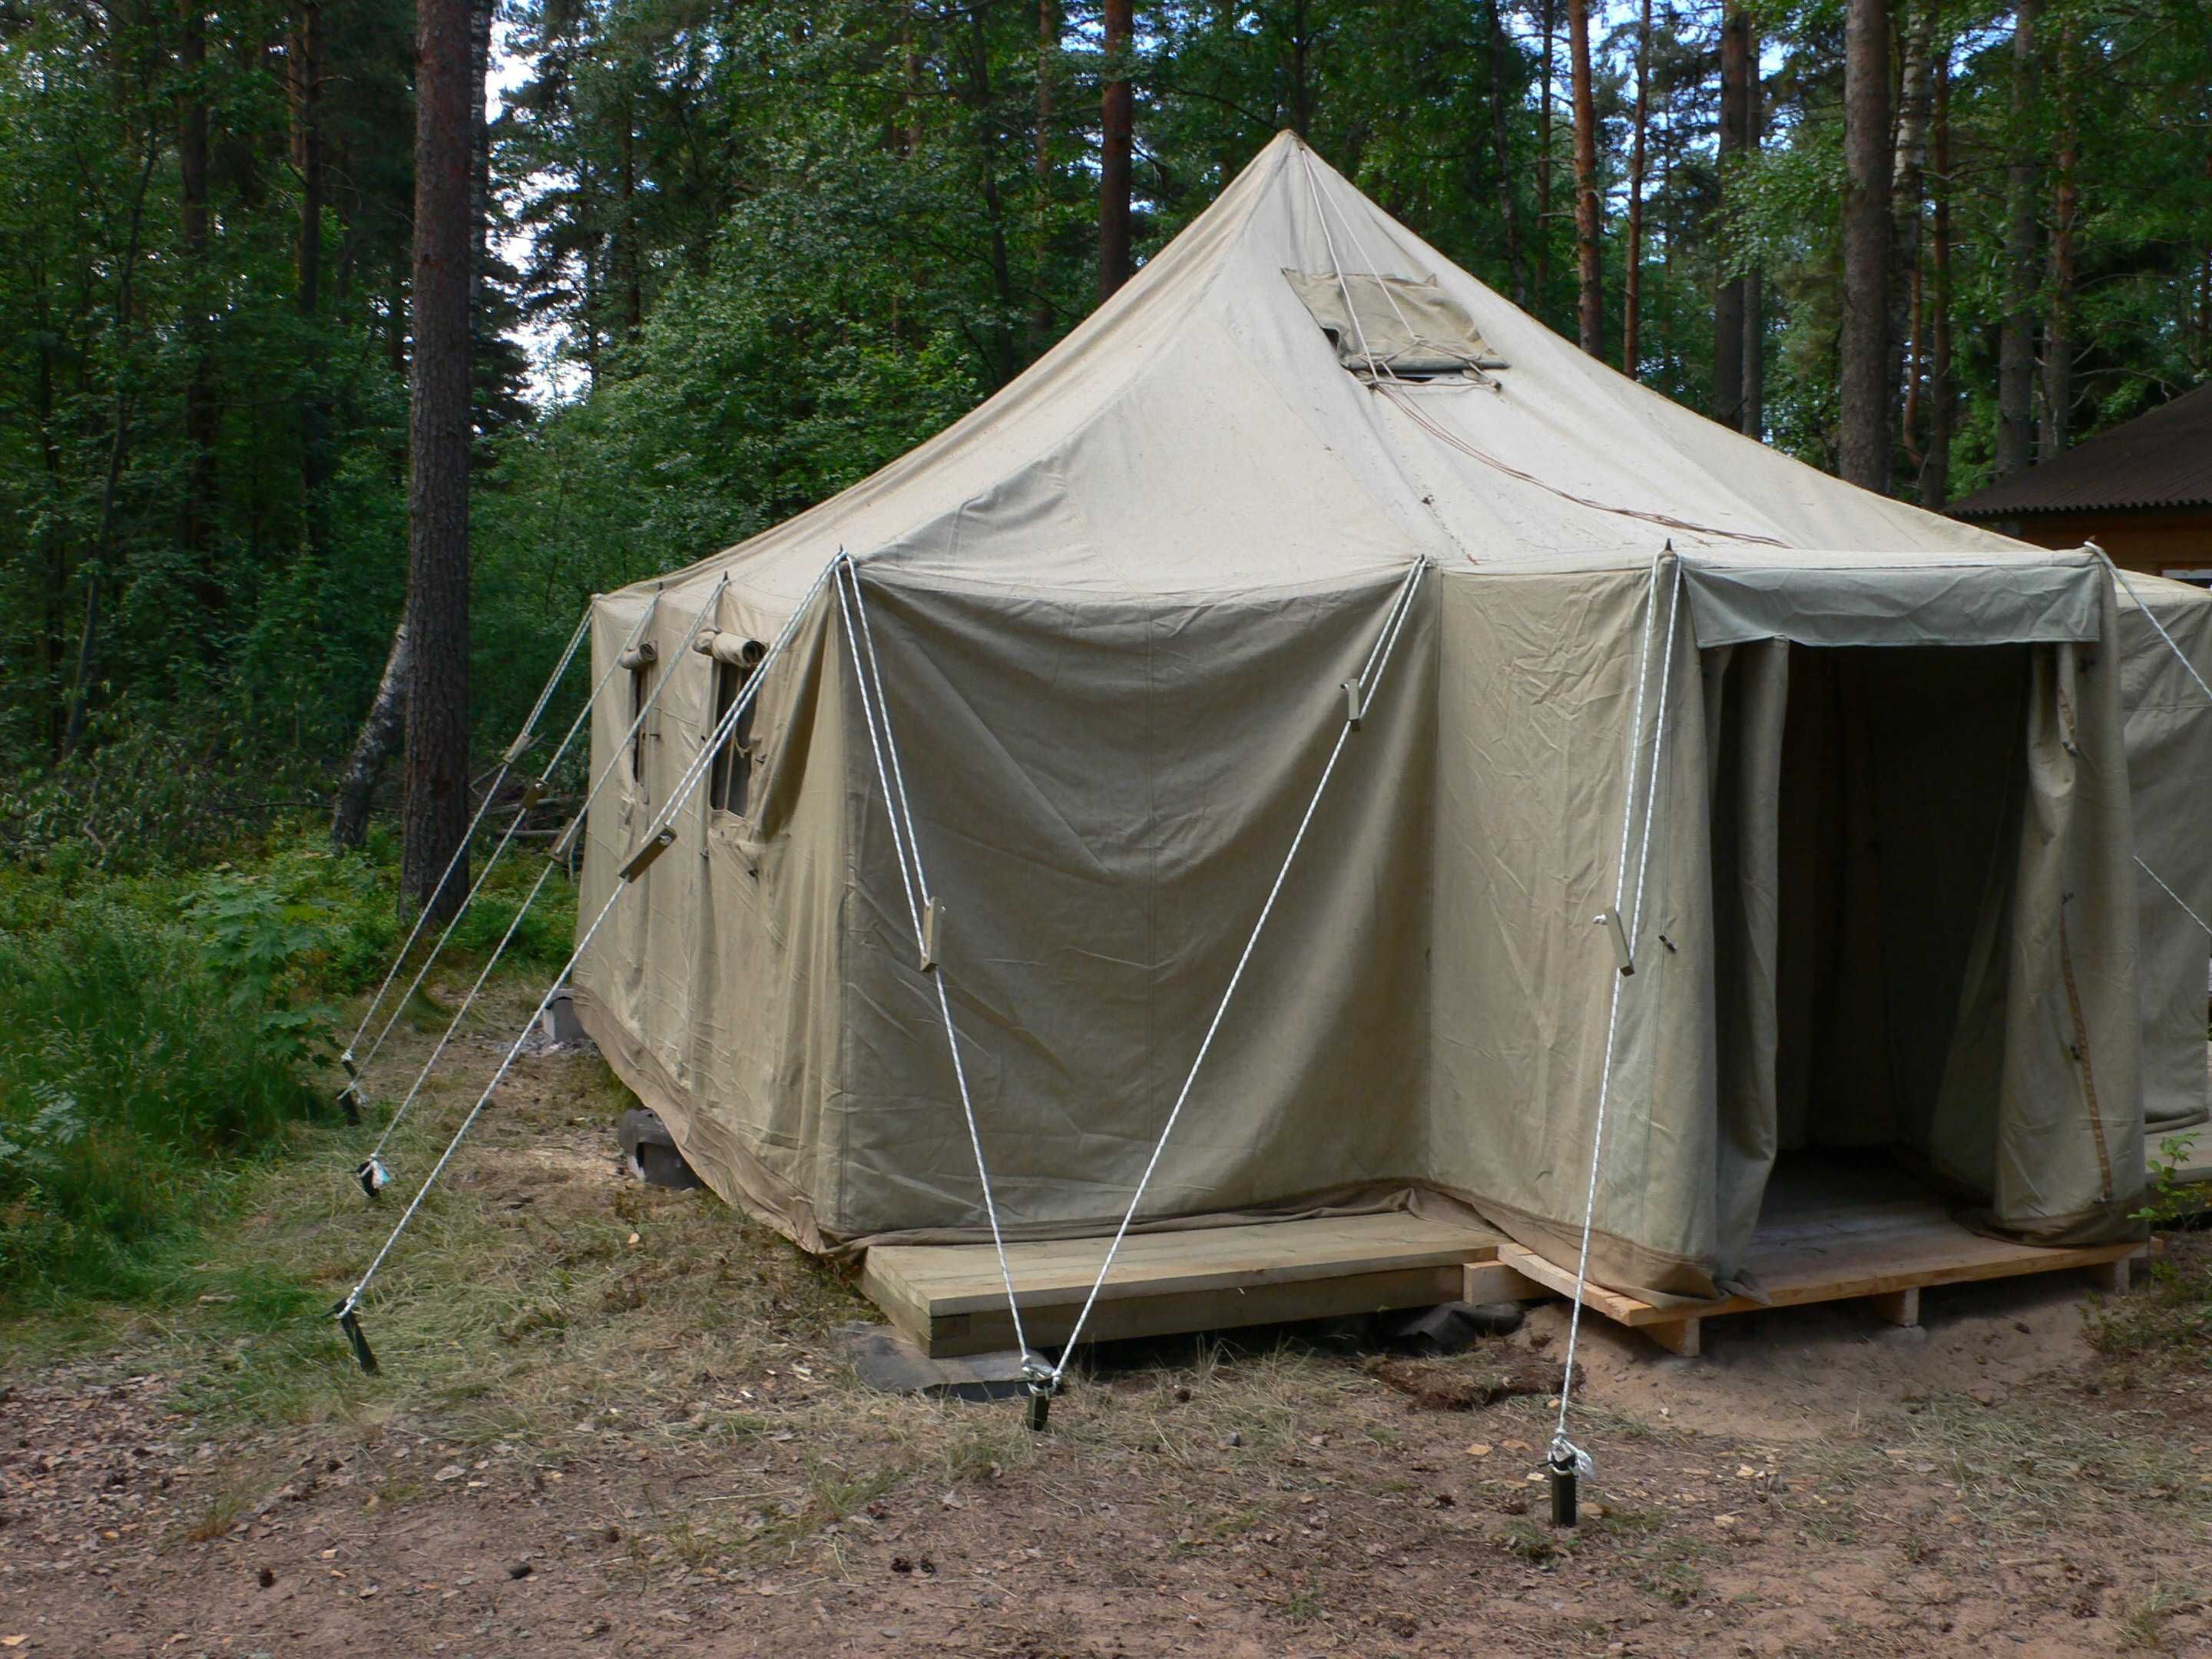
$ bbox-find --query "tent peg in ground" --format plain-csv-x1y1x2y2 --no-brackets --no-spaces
335,1082,363,1125
1023,1360,1059,1432
333,1303,379,1375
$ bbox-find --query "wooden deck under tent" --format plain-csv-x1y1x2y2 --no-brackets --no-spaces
859,1161,2151,1359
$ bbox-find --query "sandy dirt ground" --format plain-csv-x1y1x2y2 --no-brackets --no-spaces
3,1028,2208,1658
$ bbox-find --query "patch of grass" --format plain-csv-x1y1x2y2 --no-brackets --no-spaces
2118,1581,2196,1651
2085,1237,2212,1365
1498,1517,1560,1563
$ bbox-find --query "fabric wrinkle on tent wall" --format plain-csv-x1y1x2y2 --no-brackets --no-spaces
1550,550,1687,1524
329,554,843,1365
337,604,597,1104
354,578,729,1197
1038,559,1429,1402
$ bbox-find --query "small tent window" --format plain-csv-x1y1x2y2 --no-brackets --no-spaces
700,634,767,816
1283,269,1508,379
618,639,659,782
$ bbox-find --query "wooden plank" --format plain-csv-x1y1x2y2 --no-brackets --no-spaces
904,1264,1469,1359
866,1214,1502,1317
1498,1233,2145,1330
1866,1287,1919,1327
1646,1318,1700,1358
1462,1260,1551,1304
860,1213,1504,1358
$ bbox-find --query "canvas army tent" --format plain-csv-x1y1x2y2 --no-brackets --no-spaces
570,133,2187,1306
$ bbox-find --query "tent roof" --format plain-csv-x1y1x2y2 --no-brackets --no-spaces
621,133,2048,608
1952,382,2212,519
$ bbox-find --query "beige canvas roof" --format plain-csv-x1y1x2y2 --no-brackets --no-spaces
574,135,2200,1306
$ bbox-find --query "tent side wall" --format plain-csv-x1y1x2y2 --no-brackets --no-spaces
2117,584,2212,1133
572,581,856,1253
820,565,1440,1250
1431,557,2147,1304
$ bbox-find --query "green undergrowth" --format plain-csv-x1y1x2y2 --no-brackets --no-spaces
0,823,578,1316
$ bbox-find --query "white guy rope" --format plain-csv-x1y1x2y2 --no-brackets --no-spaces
333,555,839,1327
1300,154,1426,364
1551,552,1682,1475
1047,561,1429,1380
1296,146,1390,382
342,605,596,1068
2137,856,2212,940
352,594,674,1084
363,579,730,1167
834,557,1033,1365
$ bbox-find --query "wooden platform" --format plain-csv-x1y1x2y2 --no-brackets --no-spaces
861,1213,1502,1358
859,1161,2150,1360
1494,1161,2150,1357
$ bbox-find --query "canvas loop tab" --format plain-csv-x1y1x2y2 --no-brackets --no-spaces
919,898,946,972
619,826,677,881
1597,908,1634,975
333,1303,379,1375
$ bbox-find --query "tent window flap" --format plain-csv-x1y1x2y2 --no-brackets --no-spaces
1283,269,1508,378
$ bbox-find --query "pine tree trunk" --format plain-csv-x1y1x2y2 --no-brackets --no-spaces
1489,0,1526,306
1568,0,1603,357
1740,35,1764,435
2040,18,2077,460
1621,0,1650,376
1028,0,1058,359
399,0,477,921
1838,0,1892,490
969,6,1017,386
1995,0,2040,480
1714,2,1750,426
1921,48,1954,508
1535,0,1555,311
1098,0,1134,303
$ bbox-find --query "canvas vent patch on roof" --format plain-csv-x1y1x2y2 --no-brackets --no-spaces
1284,270,1508,379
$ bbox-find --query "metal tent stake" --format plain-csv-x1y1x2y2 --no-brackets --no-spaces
1548,1452,1579,1528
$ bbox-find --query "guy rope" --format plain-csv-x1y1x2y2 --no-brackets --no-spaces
329,555,839,1371
836,555,1427,1428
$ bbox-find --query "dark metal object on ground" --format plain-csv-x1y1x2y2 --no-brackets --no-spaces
616,1107,705,1190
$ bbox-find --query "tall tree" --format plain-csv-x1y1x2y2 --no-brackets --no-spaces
1714,1,1750,426
1995,0,2040,479
399,0,478,919
178,0,221,621
1568,0,1603,357
1919,45,1954,507
1535,0,1556,311
1740,30,1763,437
1098,0,1134,302
2040,15,2078,459
1488,0,1527,306
1837,0,1892,489
1029,0,1059,357
1621,0,1651,376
